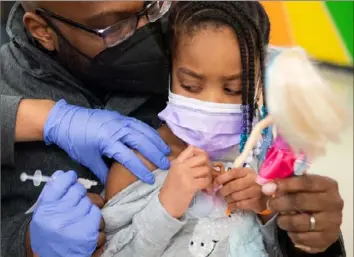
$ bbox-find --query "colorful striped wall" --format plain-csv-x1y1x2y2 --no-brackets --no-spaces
262,1,353,67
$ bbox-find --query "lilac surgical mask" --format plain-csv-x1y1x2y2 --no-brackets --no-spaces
158,91,243,159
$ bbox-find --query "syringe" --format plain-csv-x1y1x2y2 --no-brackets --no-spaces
20,170,98,189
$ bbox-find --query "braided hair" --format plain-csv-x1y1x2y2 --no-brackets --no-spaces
167,1,271,152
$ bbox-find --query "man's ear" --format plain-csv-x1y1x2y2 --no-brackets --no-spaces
23,12,57,51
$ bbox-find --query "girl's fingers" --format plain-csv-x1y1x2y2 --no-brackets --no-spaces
176,145,197,162
228,198,261,212
203,187,214,196
225,185,260,203
214,168,251,186
191,166,213,179
185,154,211,168
195,176,213,190
219,175,255,197
193,147,209,157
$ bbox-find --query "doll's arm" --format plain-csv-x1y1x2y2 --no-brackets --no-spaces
233,115,274,168
272,125,277,139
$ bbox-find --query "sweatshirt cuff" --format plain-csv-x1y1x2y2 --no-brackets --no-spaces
1,95,23,166
136,194,186,245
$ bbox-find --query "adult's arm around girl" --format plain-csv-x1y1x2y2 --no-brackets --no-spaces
0,96,55,166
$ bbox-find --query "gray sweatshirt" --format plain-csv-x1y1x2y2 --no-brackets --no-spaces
102,160,278,257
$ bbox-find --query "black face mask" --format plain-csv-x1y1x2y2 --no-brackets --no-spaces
55,22,170,96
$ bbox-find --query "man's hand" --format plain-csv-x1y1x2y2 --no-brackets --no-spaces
159,146,213,218
29,170,102,257
214,168,267,213
263,174,344,254
44,100,170,184
27,193,106,257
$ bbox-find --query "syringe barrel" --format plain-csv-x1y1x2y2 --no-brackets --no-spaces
40,176,52,182
21,170,98,189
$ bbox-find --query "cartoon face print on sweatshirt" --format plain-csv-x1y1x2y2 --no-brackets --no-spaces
186,197,269,256
188,216,240,257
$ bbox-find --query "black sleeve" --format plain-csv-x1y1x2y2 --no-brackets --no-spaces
278,228,346,257
1,213,32,257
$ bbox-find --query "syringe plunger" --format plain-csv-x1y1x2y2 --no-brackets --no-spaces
20,170,50,186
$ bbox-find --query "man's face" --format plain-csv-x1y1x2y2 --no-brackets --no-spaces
24,1,147,57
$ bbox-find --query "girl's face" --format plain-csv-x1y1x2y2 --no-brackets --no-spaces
171,25,244,104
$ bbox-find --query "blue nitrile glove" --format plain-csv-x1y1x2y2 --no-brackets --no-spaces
30,170,101,257
44,100,170,184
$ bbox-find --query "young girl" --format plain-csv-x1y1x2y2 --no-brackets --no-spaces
102,2,275,257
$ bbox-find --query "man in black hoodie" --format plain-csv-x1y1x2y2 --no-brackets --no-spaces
1,2,172,257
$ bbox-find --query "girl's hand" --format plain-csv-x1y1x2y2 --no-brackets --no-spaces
159,146,213,219
214,168,267,213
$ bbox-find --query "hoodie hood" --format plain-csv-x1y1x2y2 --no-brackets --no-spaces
4,3,105,104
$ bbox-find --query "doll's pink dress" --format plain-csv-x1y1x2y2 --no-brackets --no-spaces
256,135,297,185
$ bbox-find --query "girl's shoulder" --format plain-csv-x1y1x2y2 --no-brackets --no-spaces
105,125,185,202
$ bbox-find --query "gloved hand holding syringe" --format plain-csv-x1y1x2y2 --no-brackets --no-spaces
20,170,99,214
20,170,98,189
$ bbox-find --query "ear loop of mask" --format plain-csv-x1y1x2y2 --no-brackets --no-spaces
41,15,95,62
31,17,99,93
167,73,172,93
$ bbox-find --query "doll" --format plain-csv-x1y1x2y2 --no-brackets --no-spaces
233,47,349,185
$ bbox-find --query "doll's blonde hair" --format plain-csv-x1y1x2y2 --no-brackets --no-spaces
267,47,349,159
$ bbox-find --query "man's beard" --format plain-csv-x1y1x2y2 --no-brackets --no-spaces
54,36,92,82
53,36,112,98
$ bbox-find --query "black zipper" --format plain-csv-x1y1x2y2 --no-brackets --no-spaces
275,228,285,257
